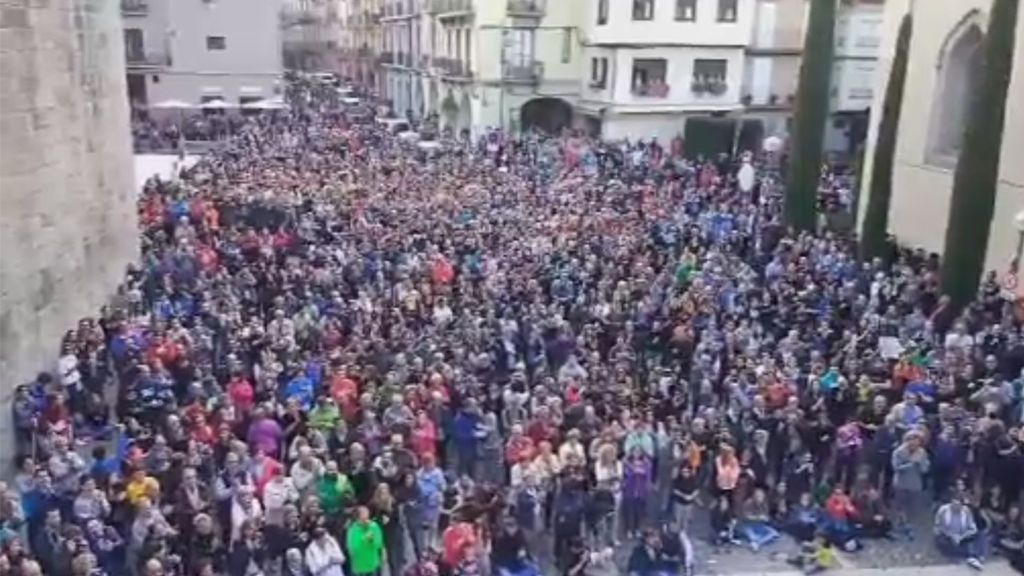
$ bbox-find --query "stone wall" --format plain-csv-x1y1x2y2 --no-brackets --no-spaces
0,0,137,458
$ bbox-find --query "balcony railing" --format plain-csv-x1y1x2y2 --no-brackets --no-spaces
121,0,148,15
690,76,728,95
430,0,473,16
125,50,171,69
631,81,670,97
503,61,543,83
435,57,472,78
379,51,394,64
507,0,545,17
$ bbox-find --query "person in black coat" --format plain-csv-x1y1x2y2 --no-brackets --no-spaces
227,520,265,576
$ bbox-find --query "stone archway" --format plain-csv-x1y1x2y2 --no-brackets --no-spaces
926,12,985,166
520,97,573,134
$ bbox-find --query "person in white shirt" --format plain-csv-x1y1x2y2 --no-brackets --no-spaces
262,472,299,526
305,523,346,576
230,487,264,546
593,442,623,546
290,446,324,497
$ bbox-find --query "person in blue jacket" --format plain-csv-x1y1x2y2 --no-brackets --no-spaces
281,365,315,411
452,398,484,478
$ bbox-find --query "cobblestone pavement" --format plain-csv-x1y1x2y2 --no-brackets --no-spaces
554,505,1008,575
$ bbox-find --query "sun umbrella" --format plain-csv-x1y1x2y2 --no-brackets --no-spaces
242,98,287,110
199,99,235,109
148,99,194,109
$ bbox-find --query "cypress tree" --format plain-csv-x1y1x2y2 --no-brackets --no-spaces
784,0,837,231
860,13,912,260
940,0,1020,306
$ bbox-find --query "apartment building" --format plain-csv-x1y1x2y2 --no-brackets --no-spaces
121,0,283,107
341,0,384,89
576,0,754,143
368,0,581,134
379,0,425,118
282,0,344,72
744,0,884,154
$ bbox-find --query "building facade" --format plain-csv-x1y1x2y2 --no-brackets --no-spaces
576,0,755,143
743,0,884,154
282,0,344,72
858,0,1024,274
369,0,581,135
1,0,138,456
121,0,283,106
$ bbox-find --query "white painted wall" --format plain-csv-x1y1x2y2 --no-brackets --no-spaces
584,0,755,47
580,46,744,111
125,0,283,104
603,113,687,142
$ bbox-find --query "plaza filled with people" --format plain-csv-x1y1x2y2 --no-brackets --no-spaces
3,79,1024,576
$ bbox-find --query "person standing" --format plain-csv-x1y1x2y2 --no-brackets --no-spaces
891,430,930,536
305,521,346,576
346,506,384,576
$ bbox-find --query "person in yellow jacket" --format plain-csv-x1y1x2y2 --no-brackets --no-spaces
346,506,384,576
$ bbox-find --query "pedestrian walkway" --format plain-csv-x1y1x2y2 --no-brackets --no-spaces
717,561,1016,576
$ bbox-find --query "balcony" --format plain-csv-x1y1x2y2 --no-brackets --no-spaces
435,57,472,79
690,76,728,96
507,0,544,18
503,61,543,84
121,0,148,15
430,0,473,18
631,81,670,97
125,50,171,70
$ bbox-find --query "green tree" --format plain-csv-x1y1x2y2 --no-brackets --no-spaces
784,0,837,231
860,13,913,260
940,0,1020,306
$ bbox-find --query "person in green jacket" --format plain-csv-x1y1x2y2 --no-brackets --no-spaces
317,460,354,517
308,395,341,433
346,505,384,576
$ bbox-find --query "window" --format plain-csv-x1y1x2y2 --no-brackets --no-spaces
504,29,534,67
597,0,608,25
631,58,668,96
124,28,144,61
675,0,696,21
561,29,571,63
692,59,728,95
717,0,737,22
633,0,654,21
590,57,608,88
206,35,226,50
926,22,983,166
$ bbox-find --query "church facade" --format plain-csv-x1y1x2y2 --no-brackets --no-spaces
858,0,1024,274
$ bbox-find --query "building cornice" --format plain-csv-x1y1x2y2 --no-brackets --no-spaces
582,41,746,49
745,47,802,56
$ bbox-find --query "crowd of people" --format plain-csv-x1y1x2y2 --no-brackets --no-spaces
132,113,249,153
4,78,1024,576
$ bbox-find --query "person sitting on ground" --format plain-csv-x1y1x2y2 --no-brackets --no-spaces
823,486,860,551
852,485,892,539
626,529,673,576
785,492,820,543
739,488,779,552
934,493,985,570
